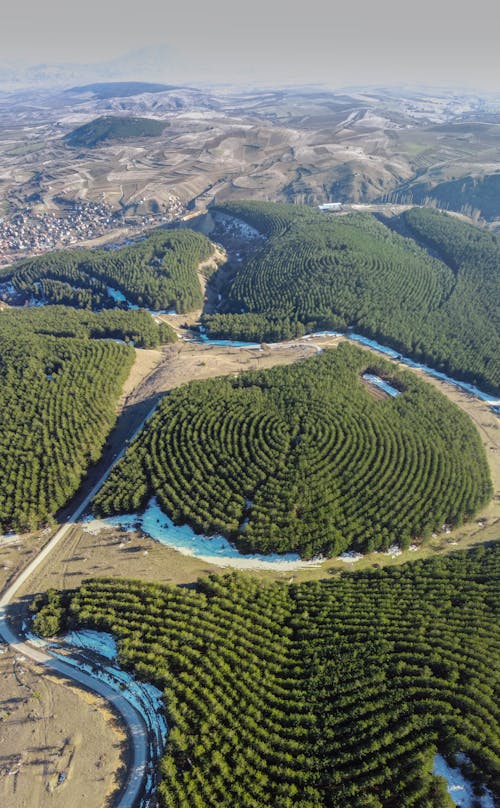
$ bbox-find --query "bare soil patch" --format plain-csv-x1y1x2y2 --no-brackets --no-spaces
0,646,126,808
0,532,55,600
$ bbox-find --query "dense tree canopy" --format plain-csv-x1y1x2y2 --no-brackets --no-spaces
0,304,176,348
94,344,491,557
34,545,500,806
0,306,161,531
205,202,500,393
2,228,213,313
64,115,166,148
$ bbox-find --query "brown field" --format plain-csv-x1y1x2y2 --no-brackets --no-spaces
2,86,499,234
0,646,126,808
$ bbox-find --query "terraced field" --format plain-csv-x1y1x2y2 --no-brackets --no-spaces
35,545,500,807
93,345,492,557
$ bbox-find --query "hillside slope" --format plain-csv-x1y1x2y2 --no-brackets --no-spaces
94,345,492,557
0,306,171,531
205,202,500,393
36,546,500,807
64,115,166,148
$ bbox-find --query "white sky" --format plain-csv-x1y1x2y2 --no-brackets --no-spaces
3,0,500,90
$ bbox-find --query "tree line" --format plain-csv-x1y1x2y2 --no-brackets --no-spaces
3,228,213,313
0,305,172,531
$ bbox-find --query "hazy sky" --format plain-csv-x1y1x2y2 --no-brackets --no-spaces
3,0,500,90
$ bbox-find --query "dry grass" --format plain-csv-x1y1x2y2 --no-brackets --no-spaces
0,646,126,808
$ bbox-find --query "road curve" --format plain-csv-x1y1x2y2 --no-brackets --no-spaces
0,612,147,808
0,400,160,808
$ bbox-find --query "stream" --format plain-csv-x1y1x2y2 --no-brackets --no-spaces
198,328,500,412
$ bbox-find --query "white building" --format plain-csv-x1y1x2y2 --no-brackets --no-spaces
318,203,343,212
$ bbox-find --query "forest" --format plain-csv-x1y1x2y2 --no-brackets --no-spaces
205,202,500,393
93,344,491,558
0,305,166,531
0,305,176,348
64,115,166,148
2,228,213,312
33,545,500,807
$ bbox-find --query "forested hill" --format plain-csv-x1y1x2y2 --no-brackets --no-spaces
403,207,499,331
34,545,500,806
1,228,213,312
64,115,166,148
93,344,491,558
0,305,176,347
0,306,170,531
205,202,500,393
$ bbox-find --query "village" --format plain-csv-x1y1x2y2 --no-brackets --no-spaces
0,196,185,266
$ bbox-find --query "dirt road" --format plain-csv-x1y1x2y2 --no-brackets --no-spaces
0,417,153,807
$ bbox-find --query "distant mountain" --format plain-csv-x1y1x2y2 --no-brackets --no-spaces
0,44,179,91
64,115,166,148
65,82,176,99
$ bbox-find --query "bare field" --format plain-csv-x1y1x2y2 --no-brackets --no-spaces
139,339,322,393
0,646,126,808
17,522,222,598
0,532,55,600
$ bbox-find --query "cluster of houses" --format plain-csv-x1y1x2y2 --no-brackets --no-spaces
0,202,116,264
0,194,186,266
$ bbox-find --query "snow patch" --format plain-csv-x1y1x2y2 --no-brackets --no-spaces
362,373,400,397
91,497,324,570
433,754,495,807
384,544,402,557
0,532,21,547
51,631,168,775
337,551,363,563
60,629,118,660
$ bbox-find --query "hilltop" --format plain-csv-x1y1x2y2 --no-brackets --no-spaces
205,202,500,393
64,115,166,148
94,344,491,558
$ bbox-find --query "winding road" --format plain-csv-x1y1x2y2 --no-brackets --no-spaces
0,399,161,808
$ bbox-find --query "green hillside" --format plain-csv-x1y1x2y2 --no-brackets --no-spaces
392,173,500,221
2,228,213,312
0,305,176,347
34,545,500,806
205,202,500,393
0,306,170,531
93,345,491,558
64,115,166,148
